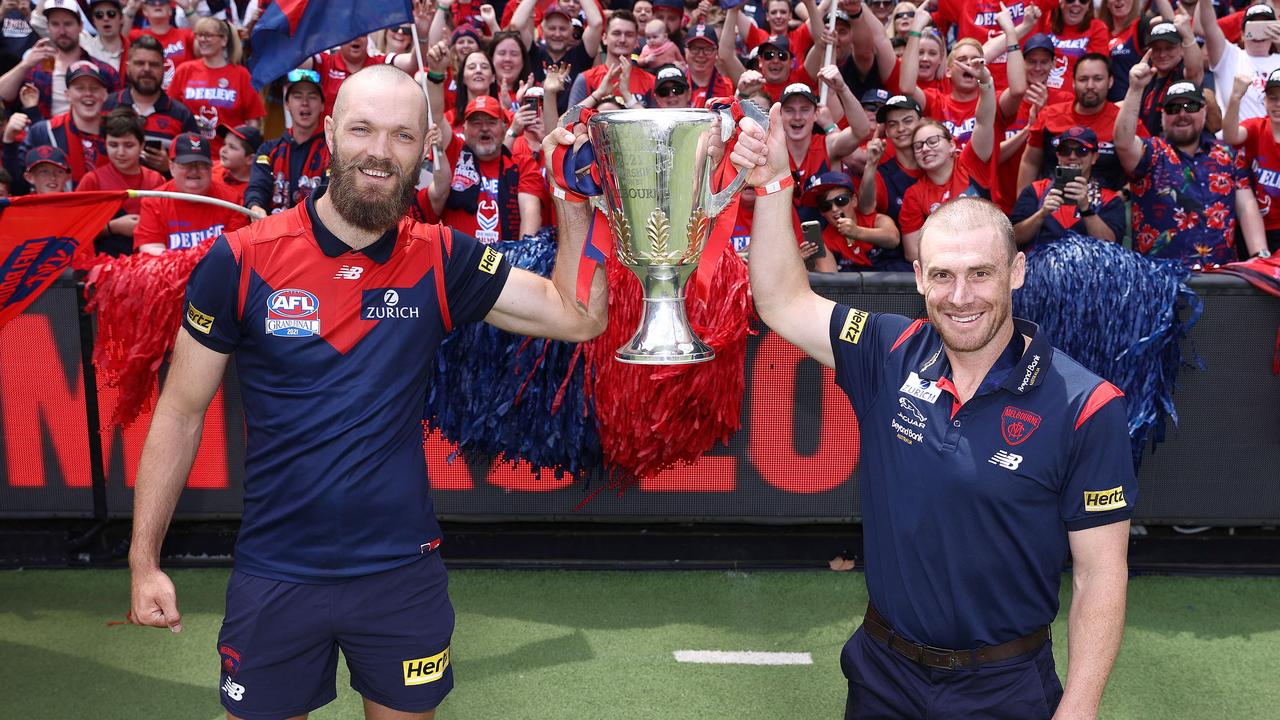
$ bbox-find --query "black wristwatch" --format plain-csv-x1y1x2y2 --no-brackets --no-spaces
1079,208,1097,217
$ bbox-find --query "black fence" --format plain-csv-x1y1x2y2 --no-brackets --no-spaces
2,273,1277,525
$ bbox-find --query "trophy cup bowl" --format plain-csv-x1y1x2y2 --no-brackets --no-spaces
587,104,765,364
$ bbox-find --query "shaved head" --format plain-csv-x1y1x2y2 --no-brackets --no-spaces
331,64,429,135
919,197,1016,266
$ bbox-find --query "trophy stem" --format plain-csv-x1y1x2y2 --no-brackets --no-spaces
615,266,715,365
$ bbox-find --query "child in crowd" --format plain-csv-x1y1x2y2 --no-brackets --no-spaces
637,18,684,70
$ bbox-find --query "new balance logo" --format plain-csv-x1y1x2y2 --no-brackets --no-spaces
989,450,1023,471
222,678,245,701
334,265,365,280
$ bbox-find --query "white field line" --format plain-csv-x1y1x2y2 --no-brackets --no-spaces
673,650,813,666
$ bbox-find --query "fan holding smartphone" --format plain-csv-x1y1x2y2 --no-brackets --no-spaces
1010,126,1127,250
800,171,900,272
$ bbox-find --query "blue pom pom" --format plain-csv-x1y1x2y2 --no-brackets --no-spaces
424,227,600,478
1014,234,1202,465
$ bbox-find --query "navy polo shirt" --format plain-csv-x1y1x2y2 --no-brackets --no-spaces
829,306,1136,650
182,188,511,583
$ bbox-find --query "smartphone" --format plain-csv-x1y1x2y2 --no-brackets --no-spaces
801,220,827,259
1244,20,1279,42
522,96,540,113
1053,165,1080,193
144,139,163,153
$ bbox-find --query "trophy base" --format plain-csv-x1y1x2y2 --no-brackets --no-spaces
615,296,716,365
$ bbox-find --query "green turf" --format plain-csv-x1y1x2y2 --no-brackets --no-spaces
1,569,1277,718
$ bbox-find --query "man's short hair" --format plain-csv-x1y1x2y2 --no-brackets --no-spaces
129,34,164,59
607,9,638,32
104,106,145,141
1073,52,1112,79
919,197,1017,264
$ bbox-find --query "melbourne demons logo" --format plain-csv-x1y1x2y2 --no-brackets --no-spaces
219,644,241,676
265,288,321,337
1001,406,1042,446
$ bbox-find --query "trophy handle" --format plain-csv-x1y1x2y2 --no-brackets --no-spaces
708,98,770,218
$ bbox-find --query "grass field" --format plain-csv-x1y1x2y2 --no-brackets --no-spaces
3,569,1279,719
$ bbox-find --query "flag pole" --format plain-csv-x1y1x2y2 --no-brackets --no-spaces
410,20,439,162
128,190,258,218
819,1,838,105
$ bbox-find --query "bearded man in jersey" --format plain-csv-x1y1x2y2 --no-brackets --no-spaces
127,64,607,720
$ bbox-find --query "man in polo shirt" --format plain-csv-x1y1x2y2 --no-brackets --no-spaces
730,105,1135,719
102,35,200,175
1116,70,1269,267
129,65,606,720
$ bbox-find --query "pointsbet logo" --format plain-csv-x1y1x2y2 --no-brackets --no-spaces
403,648,450,686
1084,486,1127,512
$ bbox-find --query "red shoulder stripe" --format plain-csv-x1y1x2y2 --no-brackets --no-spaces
429,225,452,332
890,319,926,353
1075,381,1124,430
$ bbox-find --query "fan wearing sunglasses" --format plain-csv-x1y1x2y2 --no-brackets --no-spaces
804,170,899,270
720,4,828,102
80,0,127,74
1116,63,1270,267
1011,125,1125,250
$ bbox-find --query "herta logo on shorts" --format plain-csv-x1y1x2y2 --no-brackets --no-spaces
478,246,503,275
186,302,214,335
363,288,420,319
265,289,320,337
839,308,868,344
403,647,450,686
1001,406,1042,446
989,450,1023,471
1084,486,1127,512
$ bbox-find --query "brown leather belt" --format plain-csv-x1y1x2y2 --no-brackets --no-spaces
861,603,1049,671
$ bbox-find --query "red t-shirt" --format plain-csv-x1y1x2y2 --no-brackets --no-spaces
1220,10,1245,44
134,178,248,251
168,60,266,150
744,22,814,64
432,132,544,242
76,163,165,214
1239,117,1280,231
690,72,735,109
790,135,831,201
922,88,980,146
129,26,193,90
931,0,1053,89
821,212,877,267
212,161,249,203
513,134,553,228
580,62,656,106
898,143,991,235
762,66,816,103
312,51,390,117
1040,20,1110,95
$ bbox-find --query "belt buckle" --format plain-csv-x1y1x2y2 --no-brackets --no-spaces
922,644,958,670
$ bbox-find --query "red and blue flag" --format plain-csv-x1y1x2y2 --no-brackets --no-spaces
248,0,414,88
0,191,126,330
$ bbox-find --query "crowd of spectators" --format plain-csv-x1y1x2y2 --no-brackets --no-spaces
1,0,1278,268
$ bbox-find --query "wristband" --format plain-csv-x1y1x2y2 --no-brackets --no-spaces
753,175,795,195
908,30,922,38
1006,43,1020,52
824,123,838,133
426,71,446,83
850,8,862,18
1079,208,1096,217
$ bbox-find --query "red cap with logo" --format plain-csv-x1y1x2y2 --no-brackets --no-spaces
464,95,504,121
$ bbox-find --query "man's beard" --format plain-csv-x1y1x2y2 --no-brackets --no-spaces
1078,90,1104,109
327,144,418,232
926,298,1009,354
131,75,161,95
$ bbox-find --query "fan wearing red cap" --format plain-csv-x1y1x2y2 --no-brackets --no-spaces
420,88,544,242
134,132,247,254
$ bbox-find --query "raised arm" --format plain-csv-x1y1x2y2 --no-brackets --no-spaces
730,103,838,368
130,329,231,633
579,0,604,58
720,5,748,83
898,9,933,108
994,4,1026,120
1115,51,1153,176
1196,0,1227,67
818,65,871,157
428,0,453,46
1174,10,1203,84
1222,73,1251,146
482,126,607,341
970,62,998,163
424,41,454,141
858,138,884,215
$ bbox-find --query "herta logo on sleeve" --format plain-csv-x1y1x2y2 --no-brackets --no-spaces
478,246,502,275
186,302,214,334
839,308,868,344
1083,486,1127,512
403,647,450,686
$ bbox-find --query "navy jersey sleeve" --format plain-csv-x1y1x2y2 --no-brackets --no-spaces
443,230,513,326
1059,387,1138,531
1009,184,1042,225
182,235,243,353
828,303,915,417
1098,195,1127,242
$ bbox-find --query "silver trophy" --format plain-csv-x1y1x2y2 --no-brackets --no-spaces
586,103,768,364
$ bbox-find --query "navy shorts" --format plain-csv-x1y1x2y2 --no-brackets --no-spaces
216,553,455,720
840,625,1063,720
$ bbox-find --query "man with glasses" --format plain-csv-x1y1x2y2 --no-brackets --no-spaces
652,63,691,108
245,69,329,218
1018,52,1134,195
685,24,733,107
102,35,199,175
1116,68,1269,267
1011,126,1126,250
803,170,898,270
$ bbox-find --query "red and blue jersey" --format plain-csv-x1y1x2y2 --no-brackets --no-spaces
828,307,1135,649
182,189,512,583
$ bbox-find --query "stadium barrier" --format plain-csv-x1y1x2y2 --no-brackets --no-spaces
2,273,1277,525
